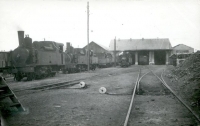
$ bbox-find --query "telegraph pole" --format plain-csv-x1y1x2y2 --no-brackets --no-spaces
87,1,90,71
114,37,116,67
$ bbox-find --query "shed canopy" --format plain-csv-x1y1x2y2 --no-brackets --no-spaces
109,38,172,51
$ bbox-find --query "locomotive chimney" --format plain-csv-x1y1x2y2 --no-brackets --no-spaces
66,42,71,53
18,31,24,47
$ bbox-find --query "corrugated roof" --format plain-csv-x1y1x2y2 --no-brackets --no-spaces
109,38,172,51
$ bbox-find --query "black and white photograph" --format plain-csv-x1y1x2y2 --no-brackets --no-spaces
0,0,200,125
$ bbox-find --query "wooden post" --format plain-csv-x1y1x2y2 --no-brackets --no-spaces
114,37,116,67
87,1,90,71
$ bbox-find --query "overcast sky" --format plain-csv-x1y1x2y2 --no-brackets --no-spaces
0,0,200,51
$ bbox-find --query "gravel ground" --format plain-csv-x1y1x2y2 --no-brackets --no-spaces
129,67,197,126
1,65,199,126
3,66,140,126
163,65,200,119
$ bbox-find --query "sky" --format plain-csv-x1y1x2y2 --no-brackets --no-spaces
0,0,200,51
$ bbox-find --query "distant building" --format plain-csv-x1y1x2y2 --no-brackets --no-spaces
172,44,194,54
109,38,172,65
169,44,194,66
83,41,109,54
83,41,116,66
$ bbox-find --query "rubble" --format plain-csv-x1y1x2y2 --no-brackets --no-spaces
170,51,200,107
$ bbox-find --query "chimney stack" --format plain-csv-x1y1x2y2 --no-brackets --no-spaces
18,31,24,47
66,42,71,52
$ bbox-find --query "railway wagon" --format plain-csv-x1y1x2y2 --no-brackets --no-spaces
74,48,98,71
96,53,107,68
95,53,113,68
91,53,98,69
10,31,65,81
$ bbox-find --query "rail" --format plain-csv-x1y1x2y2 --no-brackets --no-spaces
124,67,200,126
123,69,150,126
160,69,200,122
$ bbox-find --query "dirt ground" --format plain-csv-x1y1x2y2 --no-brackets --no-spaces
1,65,199,126
130,67,197,126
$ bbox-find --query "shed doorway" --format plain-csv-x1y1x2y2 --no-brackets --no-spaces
154,51,166,65
138,51,149,65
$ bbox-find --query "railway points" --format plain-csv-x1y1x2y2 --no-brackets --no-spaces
0,65,199,126
124,67,199,126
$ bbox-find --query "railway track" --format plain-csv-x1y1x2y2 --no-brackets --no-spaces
12,67,143,92
124,67,200,126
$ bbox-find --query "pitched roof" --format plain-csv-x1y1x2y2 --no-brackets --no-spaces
98,43,110,51
84,41,110,51
173,44,194,49
109,38,172,51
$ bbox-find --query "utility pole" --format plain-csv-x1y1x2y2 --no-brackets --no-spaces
114,37,116,67
87,1,90,71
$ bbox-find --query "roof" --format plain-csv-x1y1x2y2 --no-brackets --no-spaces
173,44,194,49
97,43,110,51
84,41,110,51
109,38,172,51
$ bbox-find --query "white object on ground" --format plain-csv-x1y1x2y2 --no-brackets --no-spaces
79,81,86,88
99,87,107,94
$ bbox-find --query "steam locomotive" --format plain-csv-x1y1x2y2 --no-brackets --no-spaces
8,31,65,81
0,31,111,81
119,51,132,67
63,42,97,73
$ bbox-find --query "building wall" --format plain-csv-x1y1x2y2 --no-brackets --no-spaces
172,44,194,54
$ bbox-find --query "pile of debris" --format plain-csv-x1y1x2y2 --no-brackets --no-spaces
170,51,200,106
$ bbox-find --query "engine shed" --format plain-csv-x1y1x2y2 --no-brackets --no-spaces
109,38,172,65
